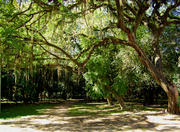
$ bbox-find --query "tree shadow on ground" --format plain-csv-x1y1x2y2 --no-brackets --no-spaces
0,101,180,132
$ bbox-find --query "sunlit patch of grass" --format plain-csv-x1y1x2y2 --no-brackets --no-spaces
125,103,167,112
68,102,166,117
0,103,57,119
68,102,124,116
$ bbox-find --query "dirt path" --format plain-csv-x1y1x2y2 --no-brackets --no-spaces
0,101,180,132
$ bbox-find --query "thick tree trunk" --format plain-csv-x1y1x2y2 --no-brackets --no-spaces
139,56,180,114
129,36,180,114
166,84,180,114
139,53,180,114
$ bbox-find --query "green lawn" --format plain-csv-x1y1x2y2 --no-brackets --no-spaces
0,103,57,119
0,101,167,120
68,102,167,116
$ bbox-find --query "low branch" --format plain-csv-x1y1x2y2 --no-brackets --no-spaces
81,38,110,66
39,45,68,61
13,35,130,74
26,27,80,66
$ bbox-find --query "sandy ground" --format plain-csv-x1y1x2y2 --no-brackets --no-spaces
0,101,180,132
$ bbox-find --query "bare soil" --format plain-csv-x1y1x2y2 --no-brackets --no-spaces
0,100,180,132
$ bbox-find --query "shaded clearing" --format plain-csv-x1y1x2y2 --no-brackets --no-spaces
0,100,180,131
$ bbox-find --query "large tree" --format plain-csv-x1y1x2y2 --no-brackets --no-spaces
1,0,180,113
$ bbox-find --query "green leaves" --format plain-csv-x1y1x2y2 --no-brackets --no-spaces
83,45,130,99
59,5,79,19
0,26,23,49
58,0,63,3
112,75,128,96
0,27,5,38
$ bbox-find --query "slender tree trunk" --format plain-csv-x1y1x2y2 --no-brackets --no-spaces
107,86,125,109
116,96,125,110
107,95,113,105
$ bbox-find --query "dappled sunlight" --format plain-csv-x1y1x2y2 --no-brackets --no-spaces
1,101,180,131
0,125,42,132
147,113,180,131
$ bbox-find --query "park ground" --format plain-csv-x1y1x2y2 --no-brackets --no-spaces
0,100,180,132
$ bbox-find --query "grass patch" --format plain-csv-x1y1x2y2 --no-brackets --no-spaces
68,102,124,116
68,102,166,117
0,103,57,119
